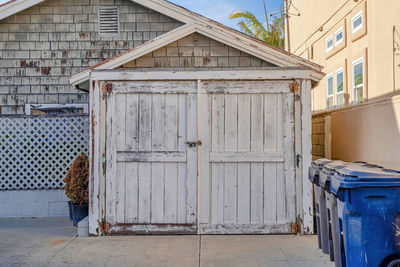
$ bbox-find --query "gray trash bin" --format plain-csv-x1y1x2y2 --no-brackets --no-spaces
309,158,332,254
320,161,347,265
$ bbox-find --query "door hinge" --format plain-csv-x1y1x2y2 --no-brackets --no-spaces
100,222,110,235
291,223,301,234
290,81,301,99
290,81,299,92
185,140,202,147
101,82,113,94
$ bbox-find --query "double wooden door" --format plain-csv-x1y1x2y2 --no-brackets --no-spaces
104,80,296,234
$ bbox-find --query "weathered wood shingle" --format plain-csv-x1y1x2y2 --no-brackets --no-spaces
0,0,182,114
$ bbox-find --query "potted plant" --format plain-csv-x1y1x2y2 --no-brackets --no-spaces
67,200,74,221
64,153,89,226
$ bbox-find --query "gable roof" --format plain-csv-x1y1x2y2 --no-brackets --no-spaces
0,0,323,84
70,21,323,86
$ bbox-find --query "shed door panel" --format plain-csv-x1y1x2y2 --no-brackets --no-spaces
198,81,296,234
105,81,197,232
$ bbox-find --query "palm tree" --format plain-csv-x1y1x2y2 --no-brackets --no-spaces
229,0,285,49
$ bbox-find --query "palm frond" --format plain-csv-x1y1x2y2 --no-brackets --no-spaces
229,4,285,49
237,21,254,37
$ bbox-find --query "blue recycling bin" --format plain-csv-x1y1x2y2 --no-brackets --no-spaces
309,158,332,254
321,161,374,266
330,165,400,267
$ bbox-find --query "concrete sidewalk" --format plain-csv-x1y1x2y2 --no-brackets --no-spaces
0,218,333,267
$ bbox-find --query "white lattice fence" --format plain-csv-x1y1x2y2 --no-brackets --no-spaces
0,115,89,191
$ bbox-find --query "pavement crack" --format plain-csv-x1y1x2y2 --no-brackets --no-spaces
198,235,202,267
44,235,78,266
274,237,289,263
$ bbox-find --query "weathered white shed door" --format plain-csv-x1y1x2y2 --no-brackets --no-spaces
105,81,198,234
104,80,296,235
198,81,296,234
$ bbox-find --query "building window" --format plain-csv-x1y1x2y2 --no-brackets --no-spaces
98,7,120,36
335,68,345,107
25,104,88,115
352,11,363,34
352,58,364,104
326,36,333,52
335,27,343,46
327,73,334,109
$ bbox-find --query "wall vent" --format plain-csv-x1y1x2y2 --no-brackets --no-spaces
98,7,120,36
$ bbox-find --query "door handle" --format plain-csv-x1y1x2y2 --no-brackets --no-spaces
185,141,202,147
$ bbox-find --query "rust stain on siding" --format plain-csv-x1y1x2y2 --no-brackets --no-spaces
41,67,51,75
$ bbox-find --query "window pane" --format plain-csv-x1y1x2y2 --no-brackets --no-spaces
327,76,333,95
327,96,334,109
327,39,333,49
337,93,344,107
354,62,363,86
336,72,344,93
336,31,343,42
355,86,363,103
353,15,362,30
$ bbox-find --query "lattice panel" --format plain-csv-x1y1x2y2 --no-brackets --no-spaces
0,116,89,191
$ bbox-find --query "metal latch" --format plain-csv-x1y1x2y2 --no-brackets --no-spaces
296,154,302,168
185,141,202,147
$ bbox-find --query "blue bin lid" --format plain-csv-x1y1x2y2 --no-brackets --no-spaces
309,158,332,184
330,165,400,195
319,161,371,188
382,168,400,174
312,158,332,167
319,160,347,188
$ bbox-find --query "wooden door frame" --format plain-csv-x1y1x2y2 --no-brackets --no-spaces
89,72,313,236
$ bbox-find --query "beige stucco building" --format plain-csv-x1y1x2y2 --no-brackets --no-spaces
287,0,400,168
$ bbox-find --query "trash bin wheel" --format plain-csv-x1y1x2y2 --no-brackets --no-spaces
384,258,400,267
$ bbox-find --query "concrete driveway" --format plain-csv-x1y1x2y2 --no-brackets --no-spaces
0,218,333,267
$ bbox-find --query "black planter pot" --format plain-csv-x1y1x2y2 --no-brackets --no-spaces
67,201,74,221
72,204,88,226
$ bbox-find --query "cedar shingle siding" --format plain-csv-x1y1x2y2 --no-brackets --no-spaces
121,33,276,69
0,0,182,114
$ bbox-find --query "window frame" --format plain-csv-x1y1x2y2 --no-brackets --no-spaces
25,104,89,115
352,57,364,104
351,11,363,34
326,35,334,52
326,73,334,109
335,68,345,107
334,27,344,46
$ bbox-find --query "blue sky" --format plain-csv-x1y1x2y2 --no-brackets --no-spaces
169,0,283,30
0,0,283,30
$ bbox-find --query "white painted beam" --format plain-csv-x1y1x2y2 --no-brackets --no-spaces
89,69,317,82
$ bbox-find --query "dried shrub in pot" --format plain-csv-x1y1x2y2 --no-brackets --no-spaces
64,153,89,205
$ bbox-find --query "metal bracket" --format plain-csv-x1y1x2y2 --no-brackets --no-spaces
290,81,301,100
101,82,113,94
291,223,301,234
100,222,110,235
